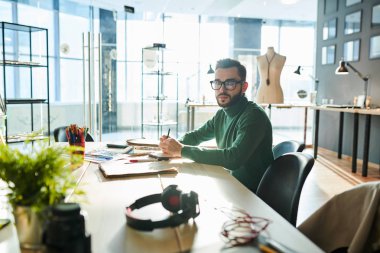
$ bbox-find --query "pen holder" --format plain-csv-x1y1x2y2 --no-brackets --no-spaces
65,124,88,168
69,141,85,168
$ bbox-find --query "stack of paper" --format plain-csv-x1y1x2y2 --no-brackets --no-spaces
85,146,134,163
99,159,178,178
148,151,179,161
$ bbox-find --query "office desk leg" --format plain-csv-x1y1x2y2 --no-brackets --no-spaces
187,106,190,132
313,110,320,159
304,107,308,145
338,112,344,159
191,107,195,131
362,115,371,177
352,113,359,173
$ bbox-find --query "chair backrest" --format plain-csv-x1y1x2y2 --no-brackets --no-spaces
272,140,305,159
256,152,314,226
53,126,94,142
298,182,380,253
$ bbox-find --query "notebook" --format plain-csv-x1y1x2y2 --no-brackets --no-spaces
148,151,179,161
126,138,159,147
99,159,178,178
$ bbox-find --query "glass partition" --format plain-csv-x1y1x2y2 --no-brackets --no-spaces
0,0,316,143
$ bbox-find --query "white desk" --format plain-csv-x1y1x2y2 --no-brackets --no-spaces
70,158,321,252
1,145,323,253
186,102,312,145
312,106,380,176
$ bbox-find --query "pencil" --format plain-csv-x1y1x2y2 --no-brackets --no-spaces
259,244,278,253
128,152,151,157
167,128,170,138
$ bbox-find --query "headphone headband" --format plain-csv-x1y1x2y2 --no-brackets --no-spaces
125,185,200,231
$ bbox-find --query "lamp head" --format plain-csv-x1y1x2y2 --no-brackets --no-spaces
335,60,349,75
294,66,301,75
207,64,214,74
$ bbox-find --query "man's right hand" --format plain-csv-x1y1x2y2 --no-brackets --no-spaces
159,136,183,157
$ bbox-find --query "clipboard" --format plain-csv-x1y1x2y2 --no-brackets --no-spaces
99,159,178,178
126,138,159,147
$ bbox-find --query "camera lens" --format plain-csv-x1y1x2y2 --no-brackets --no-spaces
44,203,91,253
52,203,81,216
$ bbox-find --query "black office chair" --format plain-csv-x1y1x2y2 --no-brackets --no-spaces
272,140,305,159
53,126,94,142
256,152,314,226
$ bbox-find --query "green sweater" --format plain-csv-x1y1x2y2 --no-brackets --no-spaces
180,96,273,193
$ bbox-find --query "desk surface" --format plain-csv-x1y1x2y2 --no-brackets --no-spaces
0,143,323,253
187,102,313,109
312,105,380,115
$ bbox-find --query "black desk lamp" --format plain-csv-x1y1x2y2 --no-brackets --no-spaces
207,64,214,74
294,66,319,91
294,66,319,104
335,60,369,108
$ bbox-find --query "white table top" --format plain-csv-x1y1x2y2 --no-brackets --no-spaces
70,157,322,253
0,143,323,253
312,105,380,115
187,102,313,109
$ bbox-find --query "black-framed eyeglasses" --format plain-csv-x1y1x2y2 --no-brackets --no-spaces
210,79,243,91
216,206,271,248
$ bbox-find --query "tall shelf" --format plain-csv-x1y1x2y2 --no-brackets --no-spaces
141,45,178,139
0,22,50,143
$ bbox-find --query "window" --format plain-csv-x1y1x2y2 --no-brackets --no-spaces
0,1,12,22
369,35,380,59
0,0,316,142
344,11,361,35
346,0,361,7
344,39,360,62
322,45,336,65
323,18,337,40
372,4,380,27
59,3,90,102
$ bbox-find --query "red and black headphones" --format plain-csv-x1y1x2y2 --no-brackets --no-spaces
125,185,200,231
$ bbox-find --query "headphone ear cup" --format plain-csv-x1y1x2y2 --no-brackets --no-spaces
161,185,182,212
180,191,199,218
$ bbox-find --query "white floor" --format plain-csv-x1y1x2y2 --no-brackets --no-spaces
297,149,355,226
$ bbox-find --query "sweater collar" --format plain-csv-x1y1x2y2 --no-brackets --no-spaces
223,96,248,117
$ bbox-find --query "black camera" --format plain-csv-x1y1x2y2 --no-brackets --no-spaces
43,203,91,253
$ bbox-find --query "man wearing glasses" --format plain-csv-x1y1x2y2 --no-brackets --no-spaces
159,58,273,193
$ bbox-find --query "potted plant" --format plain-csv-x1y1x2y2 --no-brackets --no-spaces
0,139,84,249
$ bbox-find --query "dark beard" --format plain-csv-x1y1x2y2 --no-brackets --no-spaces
217,91,243,108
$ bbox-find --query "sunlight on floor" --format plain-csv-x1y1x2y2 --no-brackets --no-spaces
297,149,355,226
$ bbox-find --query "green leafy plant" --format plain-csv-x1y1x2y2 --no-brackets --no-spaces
0,140,84,214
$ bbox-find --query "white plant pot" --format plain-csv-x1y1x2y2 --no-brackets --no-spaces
14,206,44,250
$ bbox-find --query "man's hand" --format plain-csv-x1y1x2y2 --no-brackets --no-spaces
159,136,183,157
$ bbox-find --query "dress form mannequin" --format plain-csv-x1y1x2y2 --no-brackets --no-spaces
256,47,286,104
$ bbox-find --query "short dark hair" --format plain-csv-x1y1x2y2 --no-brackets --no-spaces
215,58,246,81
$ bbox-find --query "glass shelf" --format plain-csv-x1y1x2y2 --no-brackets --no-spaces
6,98,48,104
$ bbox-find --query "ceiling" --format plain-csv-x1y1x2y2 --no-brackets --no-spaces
80,0,318,22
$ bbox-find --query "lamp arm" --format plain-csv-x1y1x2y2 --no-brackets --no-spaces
308,74,319,91
346,62,369,81
346,62,369,108
308,74,316,81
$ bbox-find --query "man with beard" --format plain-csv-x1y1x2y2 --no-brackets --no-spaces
159,58,273,193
